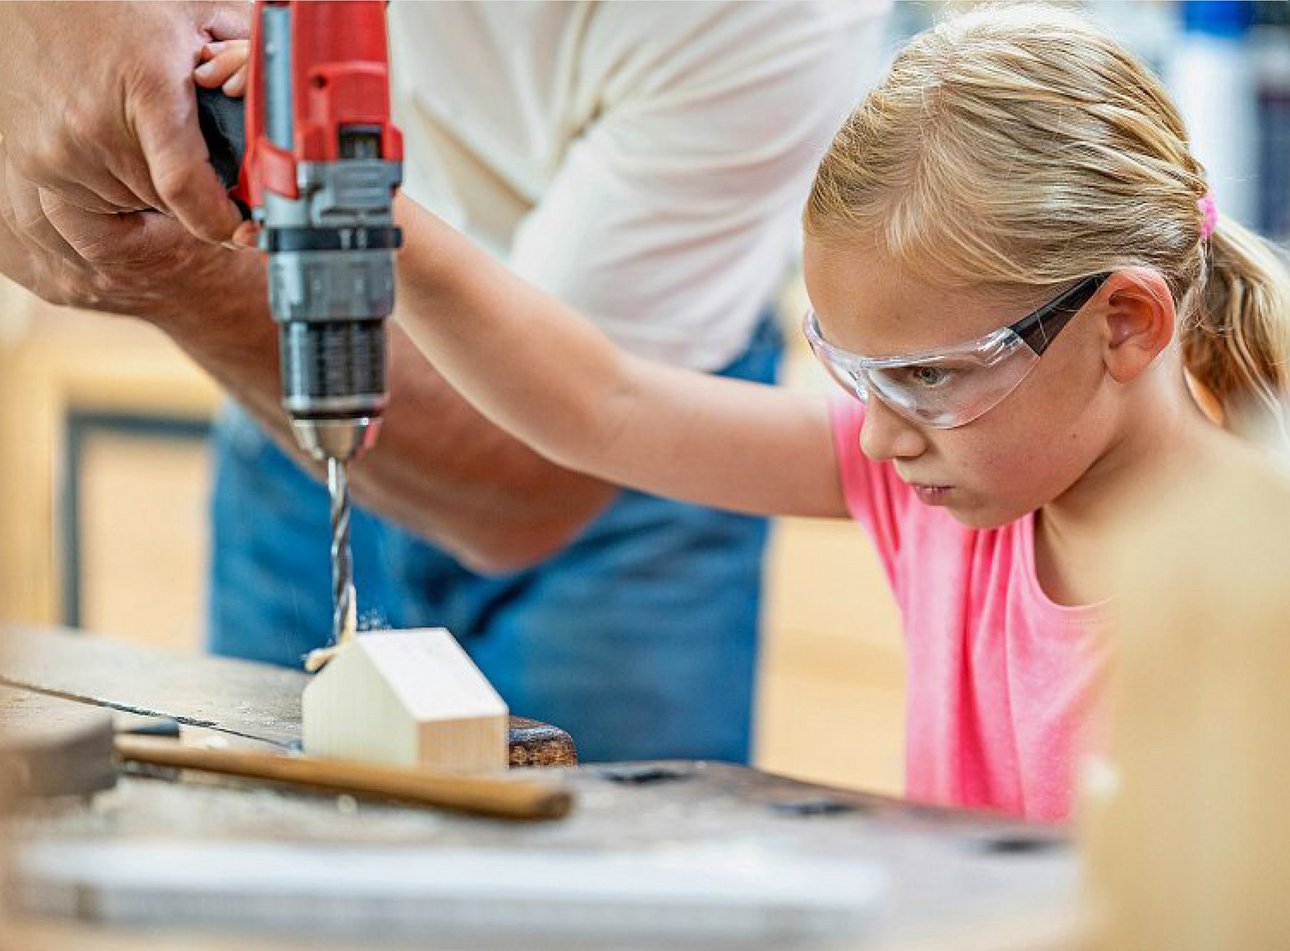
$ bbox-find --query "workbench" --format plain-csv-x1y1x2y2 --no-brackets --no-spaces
1,627,1079,950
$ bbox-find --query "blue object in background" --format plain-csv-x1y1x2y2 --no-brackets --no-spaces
1183,1,1255,38
1170,0,1260,226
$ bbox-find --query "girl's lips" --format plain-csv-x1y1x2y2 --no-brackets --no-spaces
911,484,953,505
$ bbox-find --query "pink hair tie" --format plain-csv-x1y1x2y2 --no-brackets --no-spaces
1197,192,1219,242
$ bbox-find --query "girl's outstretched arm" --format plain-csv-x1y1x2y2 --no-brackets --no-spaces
395,197,849,519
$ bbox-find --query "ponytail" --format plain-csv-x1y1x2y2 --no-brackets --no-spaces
1182,219,1290,436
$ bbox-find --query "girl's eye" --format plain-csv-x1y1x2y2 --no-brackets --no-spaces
906,365,952,388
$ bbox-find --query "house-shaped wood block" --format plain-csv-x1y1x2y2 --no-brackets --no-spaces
302,628,509,774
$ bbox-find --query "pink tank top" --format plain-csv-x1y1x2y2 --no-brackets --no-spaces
831,399,1108,822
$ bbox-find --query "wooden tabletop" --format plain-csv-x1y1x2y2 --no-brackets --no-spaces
0,626,1078,949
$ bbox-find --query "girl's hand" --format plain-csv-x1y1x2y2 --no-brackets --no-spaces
194,40,249,98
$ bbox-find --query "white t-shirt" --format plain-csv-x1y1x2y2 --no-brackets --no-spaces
387,0,887,371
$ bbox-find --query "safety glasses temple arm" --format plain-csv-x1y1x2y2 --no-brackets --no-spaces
1009,272,1112,356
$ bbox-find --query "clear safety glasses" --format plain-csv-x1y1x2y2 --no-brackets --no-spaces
803,273,1111,429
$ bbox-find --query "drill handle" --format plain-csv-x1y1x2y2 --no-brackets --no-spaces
196,85,252,220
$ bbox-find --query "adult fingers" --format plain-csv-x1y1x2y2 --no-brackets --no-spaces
2,151,84,264
41,195,230,320
231,219,259,248
0,173,37,290
0,153,68,301
2,141,144,216
40,186,159,268
204,2,253,46
132,76,242,243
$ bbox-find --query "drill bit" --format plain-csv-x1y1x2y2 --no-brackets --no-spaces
304,452,373,672
327,456,358,647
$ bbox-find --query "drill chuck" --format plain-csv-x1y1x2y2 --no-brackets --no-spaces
280,320,386,462
265,222,401,461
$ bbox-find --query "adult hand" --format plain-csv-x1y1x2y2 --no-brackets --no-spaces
0,143,259,328
0,1,248,243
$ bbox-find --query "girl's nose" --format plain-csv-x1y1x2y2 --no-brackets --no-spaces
859,396,929,462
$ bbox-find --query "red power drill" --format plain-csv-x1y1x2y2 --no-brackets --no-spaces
198,0,403,648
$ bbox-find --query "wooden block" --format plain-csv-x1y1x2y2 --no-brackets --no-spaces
302,629,508,774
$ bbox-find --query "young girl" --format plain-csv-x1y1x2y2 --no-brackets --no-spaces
198,4,1290,822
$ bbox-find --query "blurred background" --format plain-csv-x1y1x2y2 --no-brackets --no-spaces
0,0,1285,796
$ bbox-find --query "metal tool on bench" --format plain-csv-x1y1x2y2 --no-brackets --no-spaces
197,0,404,656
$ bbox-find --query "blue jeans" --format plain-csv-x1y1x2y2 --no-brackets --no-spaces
209,319,781,762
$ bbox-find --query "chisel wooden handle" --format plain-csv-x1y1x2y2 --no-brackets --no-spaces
115,736,572,821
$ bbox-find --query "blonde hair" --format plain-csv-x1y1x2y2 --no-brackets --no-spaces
805,3,1290,433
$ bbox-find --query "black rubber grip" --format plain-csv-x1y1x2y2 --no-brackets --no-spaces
196,85,251,218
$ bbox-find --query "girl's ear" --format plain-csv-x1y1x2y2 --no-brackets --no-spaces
1098,269,1176,384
